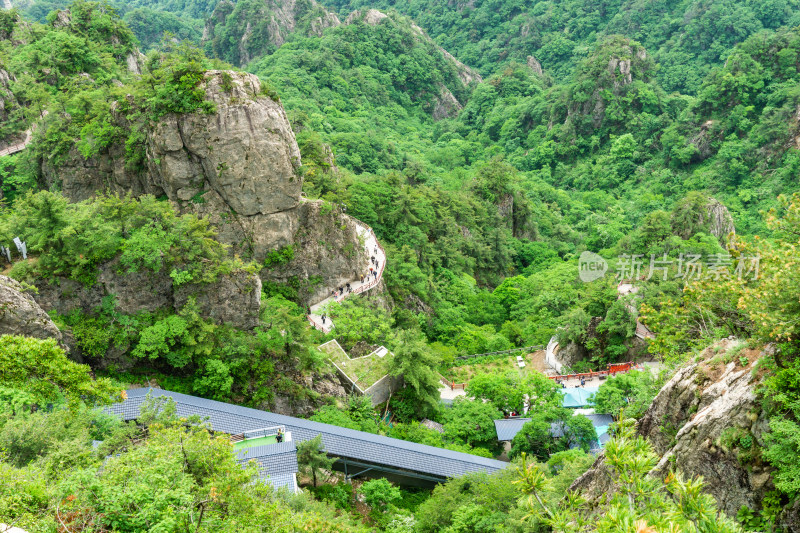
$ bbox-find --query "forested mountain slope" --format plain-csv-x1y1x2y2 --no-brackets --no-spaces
3,0,800,530
13,0,211,48
203,0,341,65
247,10,481,173
319,0,800,93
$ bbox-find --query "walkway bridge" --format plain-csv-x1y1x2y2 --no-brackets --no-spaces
0,112,47,158
307,221,386,333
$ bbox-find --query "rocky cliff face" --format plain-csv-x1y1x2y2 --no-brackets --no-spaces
0,68,24,150
43,70,302,222
0,275,63,344
259,200,366,305
706,197,736,243
145,70,303,259
571,340,798,527
204,0,340,66
32,259,261,367
34,260,261,329
269,370,347,416
437,46,482,86
639,340,771,517
432,84,463,120
41,70,366,304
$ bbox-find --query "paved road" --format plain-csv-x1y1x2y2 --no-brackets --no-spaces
307,223,385,333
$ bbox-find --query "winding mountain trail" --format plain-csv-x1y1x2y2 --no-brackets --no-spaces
307,222,386,333
617,281,655,339
0,112,47,157
0,131,32,158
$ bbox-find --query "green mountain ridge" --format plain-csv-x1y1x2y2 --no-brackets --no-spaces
318,0,800,94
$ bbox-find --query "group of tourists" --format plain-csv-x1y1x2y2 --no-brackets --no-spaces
359,246,381,286
315,231,384,325
554,377,588,388
308,227,385,331
332,282,355,299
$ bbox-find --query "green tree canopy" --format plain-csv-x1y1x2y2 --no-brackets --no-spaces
296,434,335,487
442,397,503,454
590,370,659,419
389,330,442,419
0,335,121,411
509,408,597,462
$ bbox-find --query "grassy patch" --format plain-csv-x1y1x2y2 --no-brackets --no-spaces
445,351,545,383
320,341,393,390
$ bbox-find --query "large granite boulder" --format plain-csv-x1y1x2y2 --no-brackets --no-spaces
147,70,301,218
0,275,63,343
40,70,367,303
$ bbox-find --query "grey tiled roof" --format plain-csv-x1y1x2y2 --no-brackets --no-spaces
110,388,509,480
265,473,297,492
494,418,531,441
236,440,298,479
585,414,614,427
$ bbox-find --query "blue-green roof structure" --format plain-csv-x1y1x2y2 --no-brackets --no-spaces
559,386,600,408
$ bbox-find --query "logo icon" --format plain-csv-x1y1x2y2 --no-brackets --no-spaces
579,251,608,282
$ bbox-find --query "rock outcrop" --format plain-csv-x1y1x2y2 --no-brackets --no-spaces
706,197,736,242
433,84,463,120
260,200,366,304
269,371,347,416
553,341,590,369
639,340,770,517
40,70,367,303
0,68,24,151
0,275,63,344
309,11,341,37
34,261,262,330
345,9,388,25
144,70,303,259
148,71,301,216
438,46,483,86
174,270,262,331
203,0,340,66
125,51,145,75
526,55,543,76
571,340,784,523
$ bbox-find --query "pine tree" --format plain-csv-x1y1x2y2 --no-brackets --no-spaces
296,434,334,487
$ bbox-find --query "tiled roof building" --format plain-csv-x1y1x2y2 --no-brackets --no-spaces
109,388,509,488
236,441,299,492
